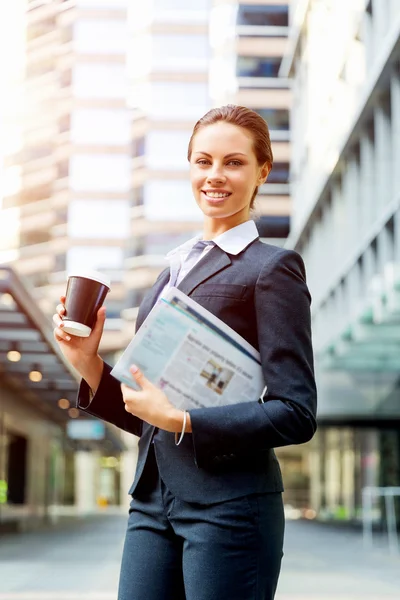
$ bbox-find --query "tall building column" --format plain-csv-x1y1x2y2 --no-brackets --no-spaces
390,69,400,200
393,209,400,269
372,0,388,46
343,157,359,257
374,103,392,211
359,129,375,230
74,451,99,515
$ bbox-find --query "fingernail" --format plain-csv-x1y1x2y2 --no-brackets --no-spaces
130,364,139,374
66,335,71,341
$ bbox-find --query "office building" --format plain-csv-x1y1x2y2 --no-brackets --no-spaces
1,0,131,353
209,0,291,244
122,1,212,323
283,0,400,521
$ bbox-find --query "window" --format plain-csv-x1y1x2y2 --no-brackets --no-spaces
73,20,127,54
253,108,289,131
237,5,289,27
69,155,131,192
237,56,281,78
67,199,130,239
145,181,203,221
151,34,210,72
145,82,209,120
70,109,131,145
66,246,124,273
146,130,189,169
256,215,290,238
268,162,289,184
72,64,127,98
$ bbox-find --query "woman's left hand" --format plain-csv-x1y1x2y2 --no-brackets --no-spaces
121,365,182,432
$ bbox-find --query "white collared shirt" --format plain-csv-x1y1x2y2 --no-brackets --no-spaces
164,220,259,291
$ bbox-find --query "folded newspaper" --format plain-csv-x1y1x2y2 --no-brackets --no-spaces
111,287,265,410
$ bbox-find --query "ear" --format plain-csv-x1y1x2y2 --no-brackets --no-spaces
257,162,271,186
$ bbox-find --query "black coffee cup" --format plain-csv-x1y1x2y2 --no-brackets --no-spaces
62,271,110,337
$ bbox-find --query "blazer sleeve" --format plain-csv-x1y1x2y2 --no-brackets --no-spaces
189,249,317,467
76,361,143,437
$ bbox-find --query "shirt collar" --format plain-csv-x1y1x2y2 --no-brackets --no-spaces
212,220,259,255
165,220,259,261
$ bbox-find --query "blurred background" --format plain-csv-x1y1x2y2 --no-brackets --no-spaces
0,0,400,599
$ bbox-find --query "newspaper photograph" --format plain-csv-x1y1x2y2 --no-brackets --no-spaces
110,287,265,410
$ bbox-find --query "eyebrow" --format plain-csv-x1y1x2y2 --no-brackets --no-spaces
194,152,247,159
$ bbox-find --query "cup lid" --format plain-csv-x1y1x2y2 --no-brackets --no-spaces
67,270,110,289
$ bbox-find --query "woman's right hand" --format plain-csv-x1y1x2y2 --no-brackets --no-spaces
53,295,106,374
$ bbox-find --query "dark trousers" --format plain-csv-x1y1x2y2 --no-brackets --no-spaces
118,445,284,600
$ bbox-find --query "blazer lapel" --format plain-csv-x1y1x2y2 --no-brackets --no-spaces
177,245,231,296
135,268,169,331
135,246,231,330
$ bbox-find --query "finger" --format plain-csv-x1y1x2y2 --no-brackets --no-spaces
56,303,65,317
129,365,151,389
53,327,71,342
60,295,66,303
121,383,144,399
121,383,138,396
90,306,106,337
52,313,65,328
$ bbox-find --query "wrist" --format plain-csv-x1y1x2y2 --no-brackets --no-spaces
79,355,104,393
166,408,192,433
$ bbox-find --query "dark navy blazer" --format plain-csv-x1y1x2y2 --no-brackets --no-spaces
77,238,317,504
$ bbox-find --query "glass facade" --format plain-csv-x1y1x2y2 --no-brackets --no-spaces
237,4,289,27
237,56,281,78
253,108,289,131
256,215,290,238
310,426,400,524
268,161,289,184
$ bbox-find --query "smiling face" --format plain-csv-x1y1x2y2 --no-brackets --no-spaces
189,121,270,233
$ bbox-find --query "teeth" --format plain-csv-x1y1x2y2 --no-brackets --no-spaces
205,192,230,198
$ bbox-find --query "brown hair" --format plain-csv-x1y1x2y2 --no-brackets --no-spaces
187,104,273,208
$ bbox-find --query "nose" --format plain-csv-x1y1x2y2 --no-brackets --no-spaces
206,166,226,184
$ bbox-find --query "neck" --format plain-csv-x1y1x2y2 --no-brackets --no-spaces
202,214,250,241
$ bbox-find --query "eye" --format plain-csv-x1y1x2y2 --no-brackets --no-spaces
196,159,210,165
227,160,242,166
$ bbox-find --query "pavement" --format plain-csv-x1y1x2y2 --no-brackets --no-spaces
0,513,399,600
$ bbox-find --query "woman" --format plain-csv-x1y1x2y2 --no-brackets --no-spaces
53,105,317,600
